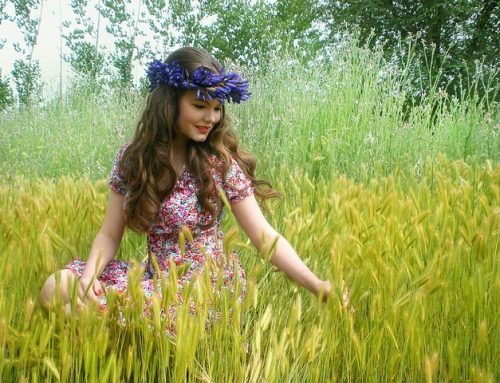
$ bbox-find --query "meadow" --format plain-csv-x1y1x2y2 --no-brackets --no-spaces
0,44,499,382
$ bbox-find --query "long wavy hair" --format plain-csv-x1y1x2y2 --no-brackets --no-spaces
121,47,279,232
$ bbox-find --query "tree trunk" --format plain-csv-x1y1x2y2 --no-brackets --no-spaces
95,0,102,83
28,0,44,64
59,0,63,99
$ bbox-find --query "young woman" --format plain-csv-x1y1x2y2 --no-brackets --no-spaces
39,47,334,328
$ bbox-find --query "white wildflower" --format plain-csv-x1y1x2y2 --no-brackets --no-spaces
365,131,375,145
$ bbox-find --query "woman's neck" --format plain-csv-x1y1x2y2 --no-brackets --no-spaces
171,138,188,174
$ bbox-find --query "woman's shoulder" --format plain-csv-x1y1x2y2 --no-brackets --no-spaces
118,141,132,155
208,154,250,185
209,153,238,169
111,141,132,164
209,153,254,201
109,142,132,195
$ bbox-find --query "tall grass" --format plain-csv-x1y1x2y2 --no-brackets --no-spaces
1,40,498,181
0,158,498,381
237,44,499,182
0,39,499,381
0,86,141,180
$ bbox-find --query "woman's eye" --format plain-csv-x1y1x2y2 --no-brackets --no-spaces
193,103,221,112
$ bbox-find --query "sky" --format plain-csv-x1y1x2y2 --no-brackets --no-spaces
0,0,138,96
2,1,73,93
2,0,256,98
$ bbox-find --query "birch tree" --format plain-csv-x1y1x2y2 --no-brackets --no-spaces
63,0,106,85
99,0,146,88
10,0,44,107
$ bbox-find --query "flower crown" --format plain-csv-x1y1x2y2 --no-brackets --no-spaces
146,59,250,104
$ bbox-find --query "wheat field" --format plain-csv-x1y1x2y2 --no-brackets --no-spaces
0,156,498,382
1,42,499,381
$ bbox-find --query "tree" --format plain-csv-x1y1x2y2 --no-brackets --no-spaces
11,59,41,107
318,0,500,98
99,0,146,89
187,0,276,66
273,0,322,59
63,0,106,84
168,0,321,68
0,0,10,103
0,70,14,111
9,0,44,107
143,0,176,58
0,0,9,49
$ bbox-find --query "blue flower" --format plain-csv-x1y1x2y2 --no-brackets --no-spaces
146,60,250,103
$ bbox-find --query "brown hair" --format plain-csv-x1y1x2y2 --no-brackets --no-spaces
121,47,279,232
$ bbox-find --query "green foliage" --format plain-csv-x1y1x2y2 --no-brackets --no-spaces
64,38,106,83
0,0,8,48
0,74,13,111
143,0,176,58
4,0,498,103
63,1,106,84
60,0,322,85
273,0,322,58
11,0,42,50
100,0,146,89
1,46,498,180
6,0,43,107
318,0,500,99
169,0,320,67
140,0,321,67
11,59,41,107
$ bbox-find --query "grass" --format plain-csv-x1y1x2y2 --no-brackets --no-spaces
0,41,499,381
0,158,498,381
1,41,498,182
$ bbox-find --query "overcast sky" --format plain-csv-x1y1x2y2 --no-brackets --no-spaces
0,0,143,96
2,1,73,93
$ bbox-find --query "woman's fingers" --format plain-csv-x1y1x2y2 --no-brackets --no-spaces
340,280,355,314
342,287,350,308
341,279,349,308
86,287,99,303
92,280,104,297
76,296,85,310
77,278,100,305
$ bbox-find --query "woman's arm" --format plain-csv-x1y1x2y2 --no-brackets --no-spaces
78,190,126,304
231,194,331,299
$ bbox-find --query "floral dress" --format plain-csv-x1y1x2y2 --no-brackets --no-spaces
65,143,254,332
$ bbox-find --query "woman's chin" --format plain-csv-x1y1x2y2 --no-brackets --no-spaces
191,135,209,143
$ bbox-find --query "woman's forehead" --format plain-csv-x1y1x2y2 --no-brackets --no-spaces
184,90,221,106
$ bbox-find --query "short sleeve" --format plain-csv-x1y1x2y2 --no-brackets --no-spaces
223,158,254,204
108,143,130,195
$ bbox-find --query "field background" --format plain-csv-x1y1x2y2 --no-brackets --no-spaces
1,45,499,382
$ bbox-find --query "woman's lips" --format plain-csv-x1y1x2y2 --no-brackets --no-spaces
197,126,210,133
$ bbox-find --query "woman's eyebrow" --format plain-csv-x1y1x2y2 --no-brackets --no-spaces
194,98,221,107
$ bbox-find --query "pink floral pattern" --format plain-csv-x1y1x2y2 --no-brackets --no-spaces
65,143,254,332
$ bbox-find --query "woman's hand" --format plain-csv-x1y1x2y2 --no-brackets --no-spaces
317,280,351,310
77,276,103,307
317,280,332,302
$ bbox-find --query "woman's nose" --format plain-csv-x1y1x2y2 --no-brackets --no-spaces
205,109,219,123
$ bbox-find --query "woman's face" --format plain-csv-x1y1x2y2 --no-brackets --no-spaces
176,90,222,144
